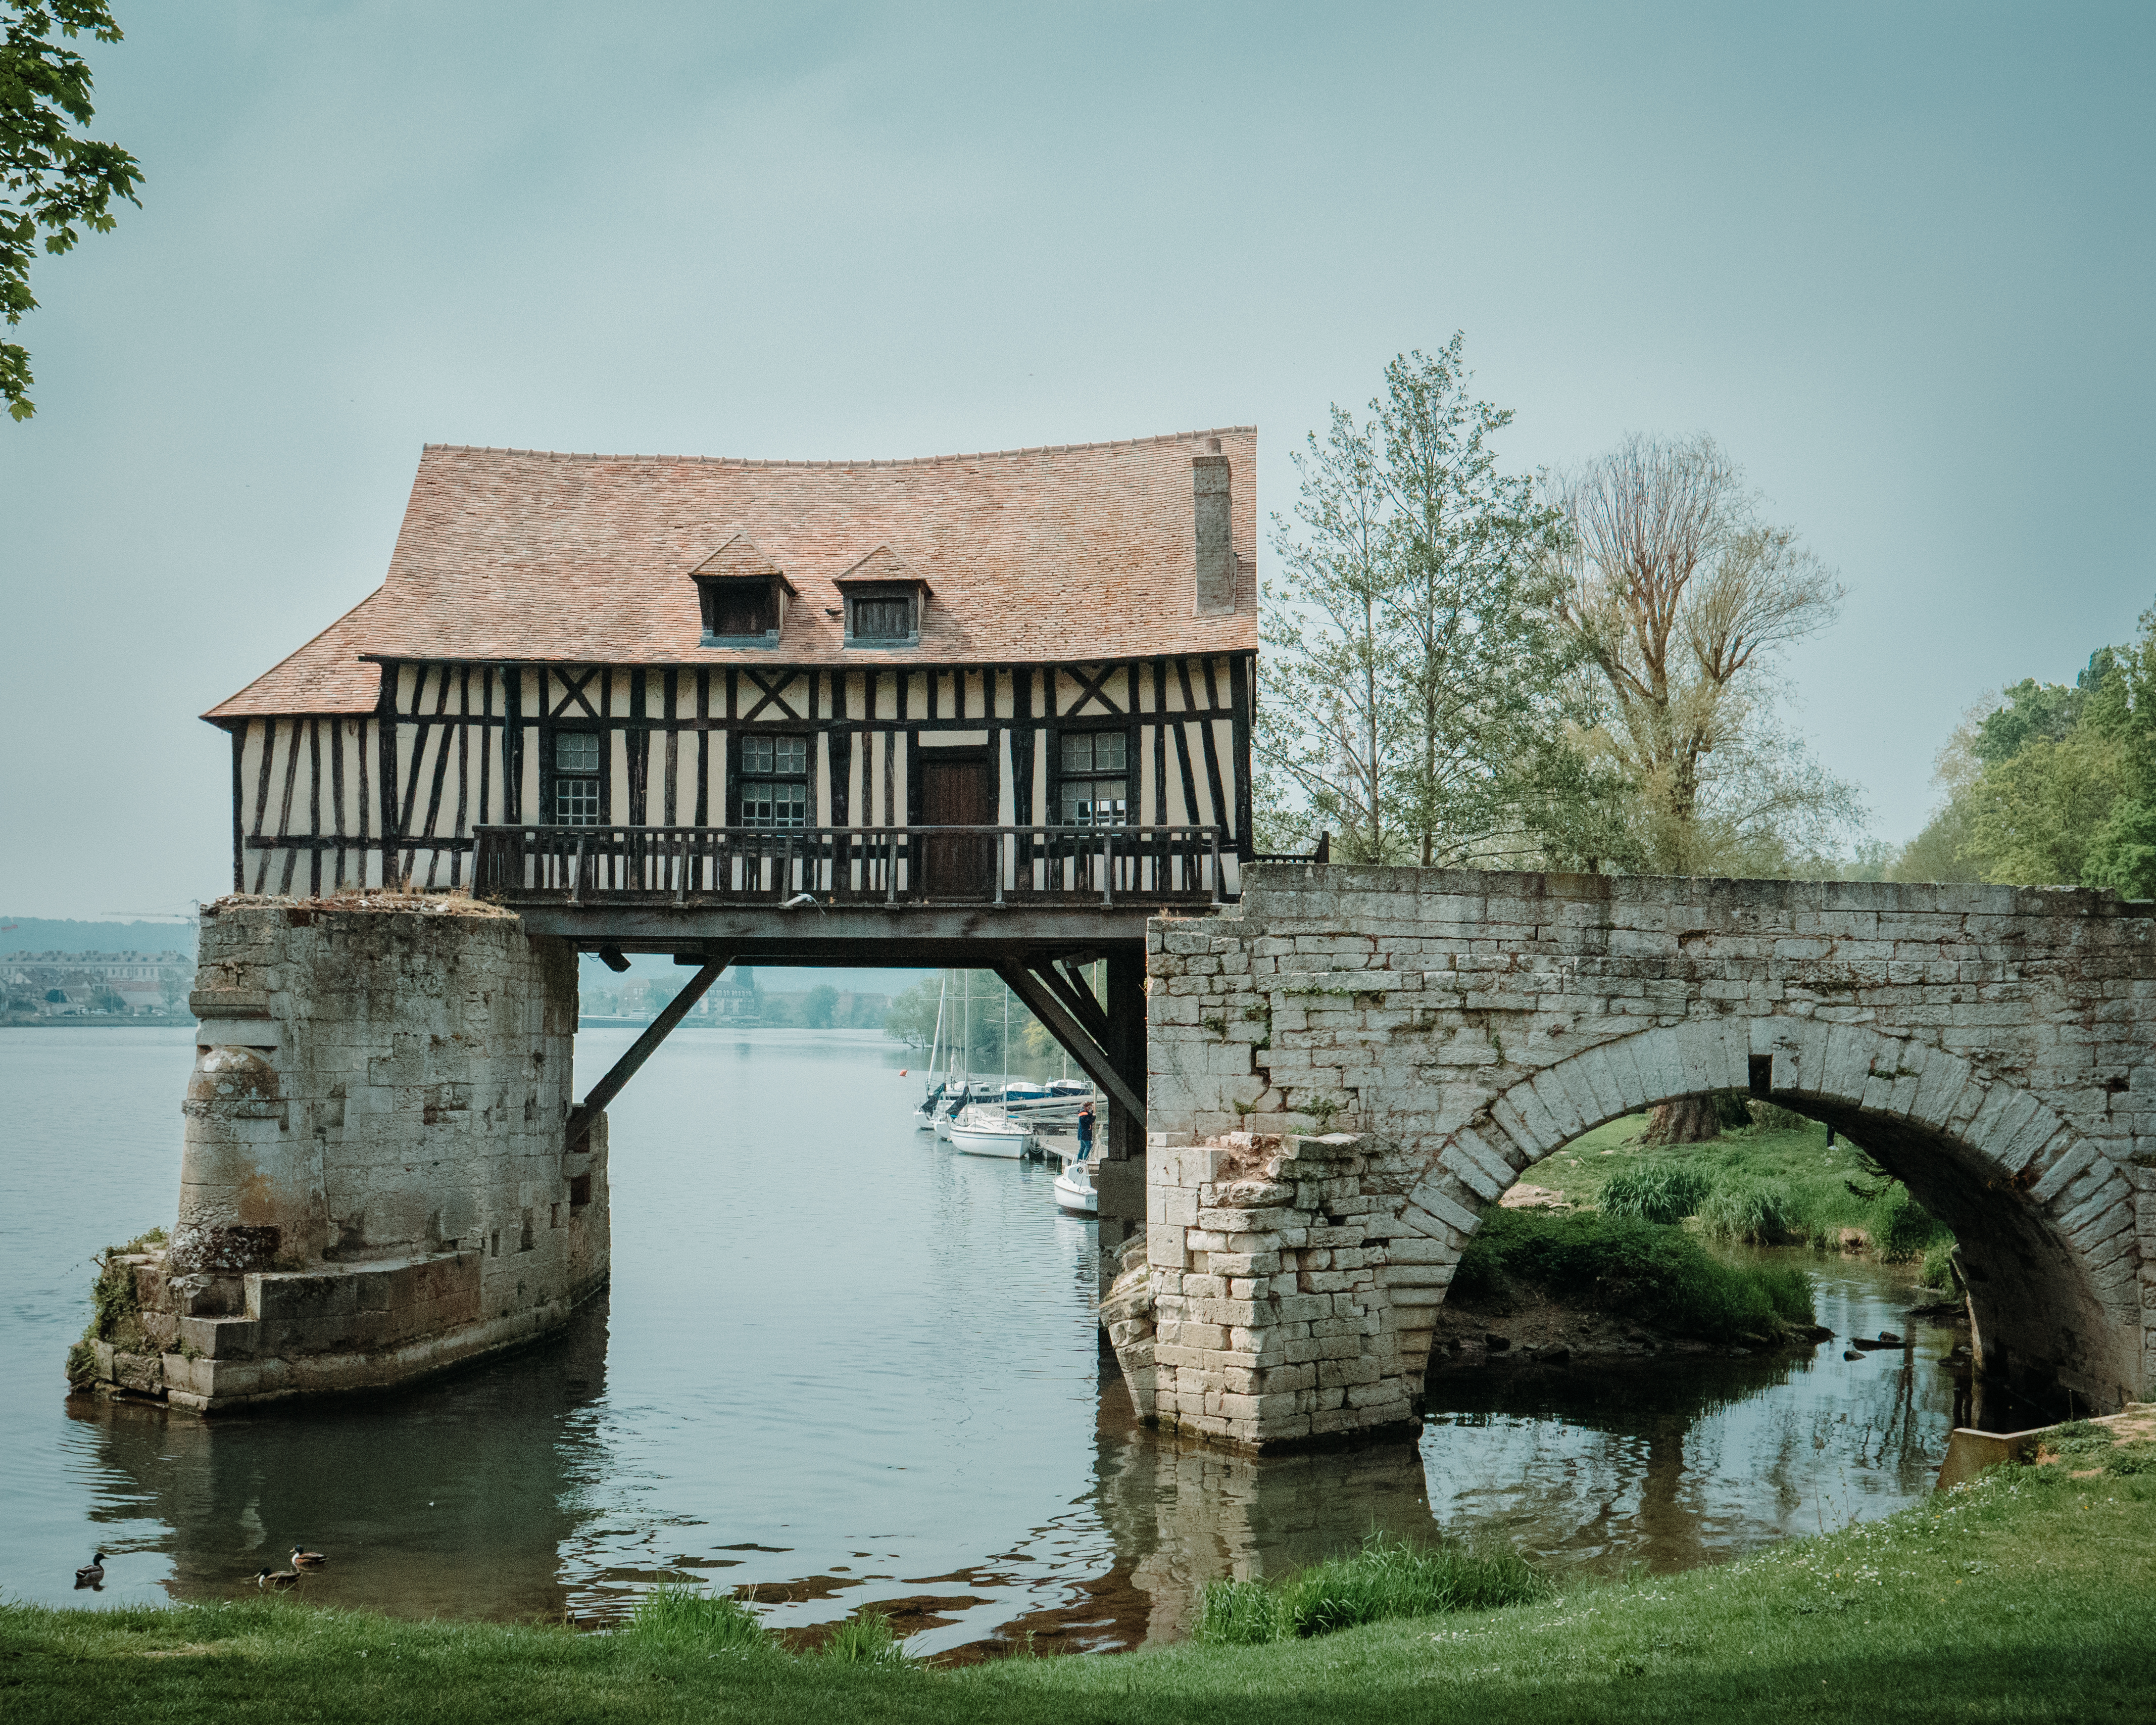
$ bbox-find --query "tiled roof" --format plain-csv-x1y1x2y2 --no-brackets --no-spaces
205,426,1259,720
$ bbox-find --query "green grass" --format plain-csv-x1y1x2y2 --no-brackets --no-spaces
1451,1206,1815,1343
1534,1112,1954,1259
5,1458,2153,1722
1198,1533,1550,1644
1597,1161,1713,1224
621,1582,770,1657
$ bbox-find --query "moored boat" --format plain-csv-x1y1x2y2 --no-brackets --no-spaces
949,1104,1033,1158
1052,1154,1098,1216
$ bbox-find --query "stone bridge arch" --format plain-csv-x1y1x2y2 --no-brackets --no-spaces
1398,1017,2141,1414
1126,866,2156,1451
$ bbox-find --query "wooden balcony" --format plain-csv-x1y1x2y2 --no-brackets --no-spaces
471,824,1232,910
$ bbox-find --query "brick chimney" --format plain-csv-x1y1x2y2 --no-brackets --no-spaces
1193,437,1234,613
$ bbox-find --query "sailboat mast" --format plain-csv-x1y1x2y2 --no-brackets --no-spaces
927,971,946,1095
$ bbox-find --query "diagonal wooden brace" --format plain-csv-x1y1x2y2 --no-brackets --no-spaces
566,957,729,1146
1037,957,1112,1046
994,960,1143,1122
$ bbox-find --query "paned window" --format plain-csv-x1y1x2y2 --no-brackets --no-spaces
740,733,811,828
553,732,602,826
1059,731,1129,826
742,735,808,776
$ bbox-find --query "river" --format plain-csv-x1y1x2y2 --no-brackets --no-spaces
2,1025,1980,1654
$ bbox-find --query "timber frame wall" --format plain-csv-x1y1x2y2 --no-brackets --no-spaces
223,654,1256,897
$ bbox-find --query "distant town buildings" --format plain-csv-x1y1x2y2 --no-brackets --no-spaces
2,951,191,1019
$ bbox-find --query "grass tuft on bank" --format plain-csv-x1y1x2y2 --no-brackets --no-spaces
1198,1532,1550,1644
1452,1206,1815,1343
1535,1110,1955,1267
6,1459,2155,1722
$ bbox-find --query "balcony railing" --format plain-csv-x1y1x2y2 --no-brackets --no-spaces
471,824,1230,908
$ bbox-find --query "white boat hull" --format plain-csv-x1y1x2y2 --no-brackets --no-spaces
1052,1168,1098,1215
951,1125,1028,1158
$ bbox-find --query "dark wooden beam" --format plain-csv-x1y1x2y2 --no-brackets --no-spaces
566,957,729,1146
229,727,245,893
1036,957,1111,1045
1229,651,1253,855
994,959,1143,1121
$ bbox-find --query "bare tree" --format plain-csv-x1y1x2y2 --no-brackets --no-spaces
1552,433,1856,879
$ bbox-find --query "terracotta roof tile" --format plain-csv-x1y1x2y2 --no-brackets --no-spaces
204,426,1258,720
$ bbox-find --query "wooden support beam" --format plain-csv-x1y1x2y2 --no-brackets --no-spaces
566,957,728,1145
994,959,1143,1122
1036,957,1111,1046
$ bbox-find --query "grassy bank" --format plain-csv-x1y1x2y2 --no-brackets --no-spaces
1450,1206,1816,1343
9,1453,2152,1723
1532,1108,1954,1276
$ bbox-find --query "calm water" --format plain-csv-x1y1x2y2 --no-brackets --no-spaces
2,1027,1975,1653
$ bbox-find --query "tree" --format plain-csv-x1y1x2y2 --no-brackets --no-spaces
883,977,941,1049
1893,645,2149,891
1256,398,1401,859
802,983,838,1029
1963,729,2126,886
1548,433,1860,876
1257,340,1570,864
3,1,142,420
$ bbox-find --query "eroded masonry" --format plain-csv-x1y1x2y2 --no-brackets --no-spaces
78,900,606,1411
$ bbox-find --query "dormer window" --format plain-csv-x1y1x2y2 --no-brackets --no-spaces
833,546,929,649
690,532,794,649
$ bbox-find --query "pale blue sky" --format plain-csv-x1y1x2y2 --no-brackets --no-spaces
3,2,2150,917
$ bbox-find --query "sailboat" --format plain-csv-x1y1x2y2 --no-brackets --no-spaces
948,976,1035,1156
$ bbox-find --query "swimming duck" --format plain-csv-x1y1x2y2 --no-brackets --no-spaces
256,1567,301,1591
289,1544,327,1569
74,1552,107,1589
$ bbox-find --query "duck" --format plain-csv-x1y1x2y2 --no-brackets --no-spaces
74,1551,107,1589
255,1566,301,1591
289,1544,327,1569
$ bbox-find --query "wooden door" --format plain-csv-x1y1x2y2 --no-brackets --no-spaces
919,755,995,897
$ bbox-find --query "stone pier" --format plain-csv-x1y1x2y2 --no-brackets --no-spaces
73,896,606,1412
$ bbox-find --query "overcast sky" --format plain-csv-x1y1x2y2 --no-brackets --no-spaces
3,2,2150,919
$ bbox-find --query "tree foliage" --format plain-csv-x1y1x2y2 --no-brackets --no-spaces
1256,338,1570,864
1892,623,2156,896
2,0,141,420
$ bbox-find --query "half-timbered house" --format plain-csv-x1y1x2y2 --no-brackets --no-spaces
203,425,1264,1283
207,427,1260,914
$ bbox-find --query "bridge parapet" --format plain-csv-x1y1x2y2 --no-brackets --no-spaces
1132,866,2156,1446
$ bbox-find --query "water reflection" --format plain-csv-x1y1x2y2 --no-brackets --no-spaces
69,1299,613,1619
1420,1256,1966,1577
5,1029,1991,1654
1091,1408,1435,1647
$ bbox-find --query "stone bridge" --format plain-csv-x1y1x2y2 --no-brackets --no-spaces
1112,867,2156,1450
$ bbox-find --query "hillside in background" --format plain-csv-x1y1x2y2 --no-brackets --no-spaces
0,919,198,956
